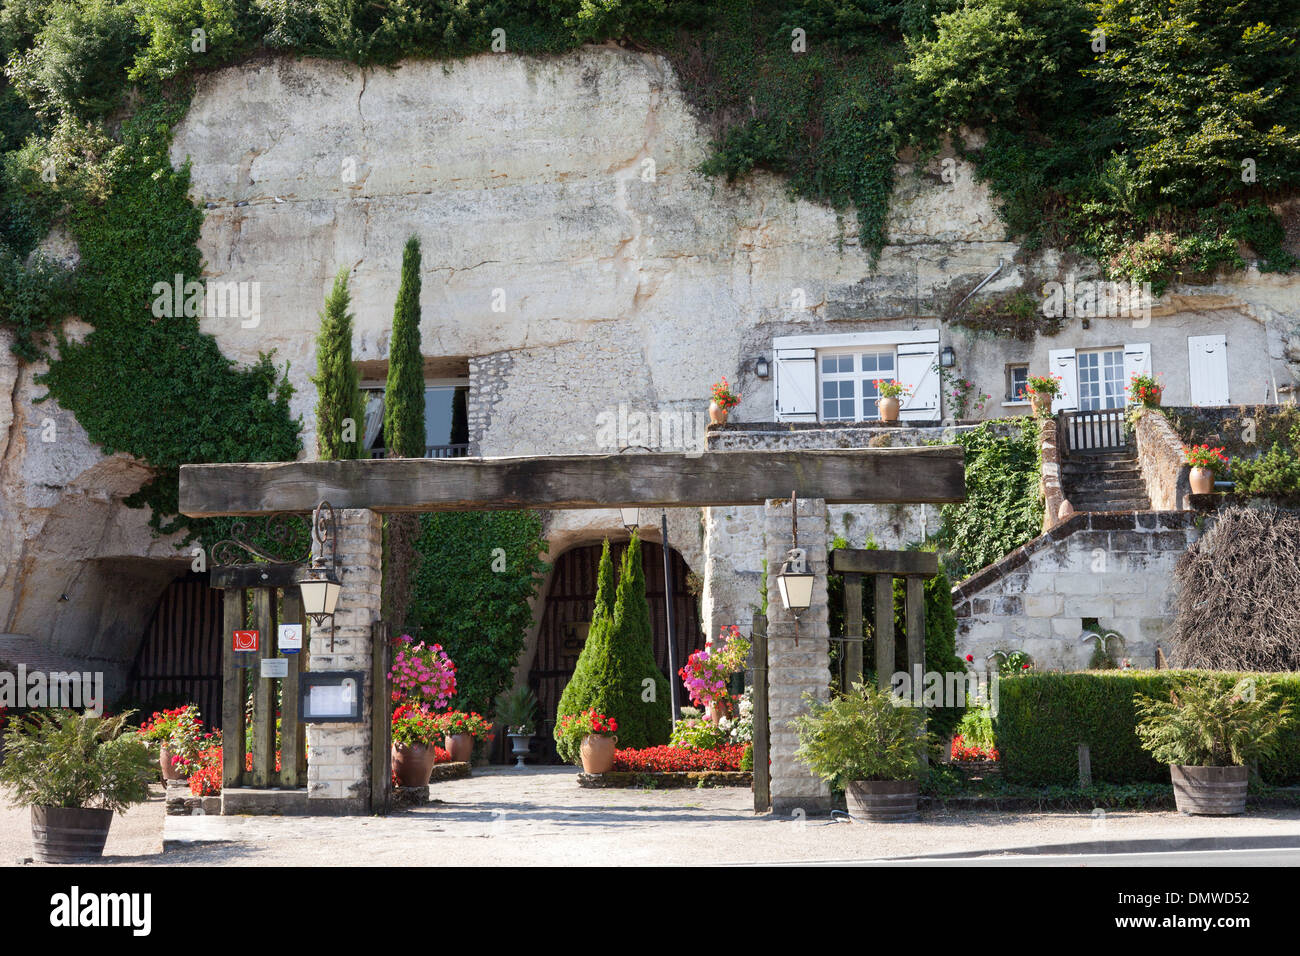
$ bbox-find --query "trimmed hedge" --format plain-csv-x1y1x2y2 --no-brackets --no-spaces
995,671,1300,786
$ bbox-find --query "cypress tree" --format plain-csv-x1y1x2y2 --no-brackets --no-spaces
382,236,425,629
383,236,425,458
553,534,671,757
310,267,365,460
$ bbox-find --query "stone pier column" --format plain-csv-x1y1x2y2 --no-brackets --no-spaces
764,496,831,815
306,508,382,815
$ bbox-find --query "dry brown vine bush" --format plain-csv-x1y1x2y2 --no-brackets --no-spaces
1171,506,1300,669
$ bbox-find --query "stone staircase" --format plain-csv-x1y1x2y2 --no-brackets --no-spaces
1061,446,1151,512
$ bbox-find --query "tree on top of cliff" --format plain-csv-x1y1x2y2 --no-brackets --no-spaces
554,534,671,758
383,235,424,458
310,267,364,460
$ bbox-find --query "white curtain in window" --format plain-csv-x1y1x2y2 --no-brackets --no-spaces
362,392,384,450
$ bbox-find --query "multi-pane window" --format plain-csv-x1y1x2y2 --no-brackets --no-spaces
1077,348,1125,410
819,349,896,422
1008,364,1029,401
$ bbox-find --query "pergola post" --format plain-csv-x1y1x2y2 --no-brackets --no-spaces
765,496,831,815
306,508,383,815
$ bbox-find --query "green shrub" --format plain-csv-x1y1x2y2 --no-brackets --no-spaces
793,682,928,788
0,710,155,812
555,534,672,754
995,671,1300,786
1135,676,1293,767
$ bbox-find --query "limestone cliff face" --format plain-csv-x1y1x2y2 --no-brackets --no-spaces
169,47,1019,456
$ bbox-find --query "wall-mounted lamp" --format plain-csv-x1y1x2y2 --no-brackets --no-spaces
775,492,815,645
939,346,956,368
296,501,342,649
620,507,639,533
754,356,771,380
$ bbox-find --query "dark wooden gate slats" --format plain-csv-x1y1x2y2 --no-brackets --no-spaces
279,591,306,788
126,576,223,729
843,572,864,688
250,588,276,787
221,588,247,790
527,540,705,762
873,574,894,692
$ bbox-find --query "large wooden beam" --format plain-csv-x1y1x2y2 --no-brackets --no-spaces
179,447,965,517
830,549,939,577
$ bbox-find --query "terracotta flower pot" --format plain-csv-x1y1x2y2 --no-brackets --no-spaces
708,401,729,426
391,743,438,787
1189,465,1215,495
1030,394,1052,418
444,733,473,764
878,396,900,422
159,743,184,781
580,733,617,774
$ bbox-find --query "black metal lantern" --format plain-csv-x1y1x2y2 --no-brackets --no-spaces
940,345,956,368
754,356,771,379
297,501,342,645
620,507,639,532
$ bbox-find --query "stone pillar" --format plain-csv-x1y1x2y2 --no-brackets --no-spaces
764,496,831,815
306,508,382,815
701,505,765,645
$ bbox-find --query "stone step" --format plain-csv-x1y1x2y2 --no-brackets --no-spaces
1061,461,1141,475
1069,497,1151,512
1066,451,1137,463
1065,477,1148,495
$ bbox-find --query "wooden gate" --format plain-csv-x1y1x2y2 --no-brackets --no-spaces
1062,409,1128,453
126,573,223,727
211,566,309,790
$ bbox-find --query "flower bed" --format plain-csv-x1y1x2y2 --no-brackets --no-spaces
612,744,749,773
579,770,752,789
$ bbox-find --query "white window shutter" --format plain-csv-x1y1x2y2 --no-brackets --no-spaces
773,348,817,422
1188,334,1229,406
1047,348,1078,412
1123,342,1152,404
898,342,940,420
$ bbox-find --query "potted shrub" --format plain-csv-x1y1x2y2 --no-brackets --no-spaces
679,625,751,724
709,377,741,425
1128,370,1163,407
792,682,928,822
391,704,441,787
872,379,909,422
0,710,155,863
1184,444,1229,495
1135,677,1292,816
555,709,619,773
139,704,205,781
493,686,539,767
433,710,493,763
1024,373,1063,417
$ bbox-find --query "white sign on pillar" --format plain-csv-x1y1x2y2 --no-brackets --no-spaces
279,623,303,654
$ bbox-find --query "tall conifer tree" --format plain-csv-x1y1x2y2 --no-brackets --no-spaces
310,268,364,460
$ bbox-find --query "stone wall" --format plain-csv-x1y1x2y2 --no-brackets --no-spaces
1038,416,1066,529
1134,407,1189,511
951,511,1200,671
764,496,831,814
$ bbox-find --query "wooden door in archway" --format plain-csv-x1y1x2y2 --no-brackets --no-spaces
528,540,704,763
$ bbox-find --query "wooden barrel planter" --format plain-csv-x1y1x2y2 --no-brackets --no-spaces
1170,765,1248,816
846,780,919,822
31,807,114,863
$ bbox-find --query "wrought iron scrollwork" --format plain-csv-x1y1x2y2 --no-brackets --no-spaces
210,511,312,567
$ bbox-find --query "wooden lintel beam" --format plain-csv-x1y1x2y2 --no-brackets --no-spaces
209,564,302,590
830,549,939,577
179,447,966,518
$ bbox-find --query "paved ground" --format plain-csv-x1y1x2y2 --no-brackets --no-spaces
7,768,1300,866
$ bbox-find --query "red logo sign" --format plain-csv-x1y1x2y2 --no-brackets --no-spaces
232,630,259,652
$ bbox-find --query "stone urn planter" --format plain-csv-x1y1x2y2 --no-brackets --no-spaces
507,733,532,768
877,396,900,422
1030,394,1052,418
846,780,919,822
580,734,617,774
1188,465,1215,495
444,733,473,764
708,401,729,426
31,806,114,863
159,743,185,781
391,743,438,787
1170,764,1247,816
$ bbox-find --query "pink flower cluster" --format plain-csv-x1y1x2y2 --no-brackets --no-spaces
679,625,750,710
389,636,457,709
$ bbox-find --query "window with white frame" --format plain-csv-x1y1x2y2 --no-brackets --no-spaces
819,349,896,422
1077,348,1125,410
